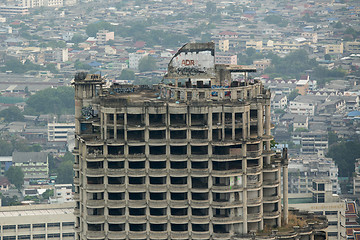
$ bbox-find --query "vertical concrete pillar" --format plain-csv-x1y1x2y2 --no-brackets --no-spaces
257,105,263,136
283,165,289,225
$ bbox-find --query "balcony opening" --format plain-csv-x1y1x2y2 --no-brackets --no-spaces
225,128,232,140
87,146,103,155
108,146,124,155
150,161,166,169
80,123,93,134
170,114,186,126
108,176,124,184
248,190,259,200
192,208,209,216
108,114,114,124
212,113,222,125
116,129,124,140
87,177,103,184
116,114,124,125
150,192,166,200
129,207,146,215
108,208,125,216
108,193,125,200
129,161,145,169
213,193,230,202
212,129,222,141
225,113,232,124
170,146,187,155
87,161,103,169
191,130,208,139
192,224,209,232
170,130,186,139
129,192,145,200
192,192,208,201
129,176,145,184
150,176,166,185
128,146,145,155
214,208,230,217
235,113,242,124
191,161,208,169
213,146,229,155
248,144,259,152
170,176,187,185
149,114,165,126
250,126,258,137
150,146,166,155
248,206,260,214
150,208,166,216
191,114,207,126
108,161,124,169
191,146,208,155
87,224,103,231
89,192,104,200
250,109,257,120
127,114,144,126
171,208,187,216
109,223,125,232
192,177,208,189
171,223,188,232
187,92,192,101
127,130,144,141
213,224,229,233
213,177,230,186
235,128,243,140
247,175,259,185
171,161,187,169
107,128,114,139
129,223,146,232
150,223,167,232
87,208,104,215
149,130,166,139
264,188,278,198
171,192,187,200
213,160,242,171
248,159,259,167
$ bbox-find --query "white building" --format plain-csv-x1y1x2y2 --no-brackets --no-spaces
301,131,328,155
353,158,360,195
0,203,75,240
48,122,75,142
129,50,147,70
49,184,74,204
21,0,64,7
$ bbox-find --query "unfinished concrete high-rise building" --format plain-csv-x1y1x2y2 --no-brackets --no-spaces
73,42,289,240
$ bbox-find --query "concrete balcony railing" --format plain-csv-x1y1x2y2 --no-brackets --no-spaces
170,215,189,223
73,163,79,171
247,165,262,174
85,168,105,176
211,169,243,176
190,200,210,208
73,193,80,201
148,184,167,192
171,231,189,239
86,184,105,191
74,208,80,215
169,200,189,208
170,154,188,160
263,179,280,187
169,168,188,176
191,215,210,223
190,168,210,176
149,200,167,208
128,215,147,223
263,195,281,202
169,184,188,192
148,154,167,161
263,210,281,218
212,232,231,239
107,215,126,224
247,181,262,189
106,184,125,192
73,177,80,185
247,212,262,221
128,199,147,208
108,231,126,239
86,231,105,239
107,200,126,208
212,216,243,224
212,154,242,161
148,168,167,175
86,199,105,208
107,168,125,176
192,231,211,239
128,231,147,239
127,184,147,192
247,150,261,158
212,184,242,192
128,168,146,175
149,215,168,223
86,215,106,223
149,231,168,239
212,200,243,208
247,197,262,206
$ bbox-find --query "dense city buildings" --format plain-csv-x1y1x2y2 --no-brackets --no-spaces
73,42,292,239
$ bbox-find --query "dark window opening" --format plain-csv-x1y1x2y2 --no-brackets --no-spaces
108,161,124,169
248,159,259,167
191,161,208,169
129,176,145,184
149,130,166,139
116,114,124,125
90,192,104,200
213,224,229,233
129,223,146,232
235,128,243,140
213,160,242,171
108,208,125,216
129,192,145,200
150,146,166,155
214,208,230,217
127,130,144,141
129,161,145,169
192,192,208,200
150,192,166,200
150,176,166,185
191,146,208,155
235,113,242,124
213,193,230,202
116,129,124,140
171,176,187,185
192,208,209,216
171,208,188,216
87,146,103,155
171,192,187,200
108,146,124,155
129,208,146,215
170,130,186,139
212,129,222,141
129,146,145,155
192,224,209,232
192,177,208,189
109,223,125,231
149,114,165,126
127,114,144,126
150,223,166,231
108,192,124,200
170,114,186,125
225,128,232,140
150,208,166,216
191,114,207,126
150,161,166,169
213,177,230,186
171,223,188,232
87,177,103,184
212,113,222,125
171,161,187,169
170,146,187,155
191,130,208,139
87,224,103,231
225,113,232,124
108,176,124,184
87,161,103,169
250,109,257,119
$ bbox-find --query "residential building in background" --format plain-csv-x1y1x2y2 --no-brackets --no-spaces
73,43,292,239
48,122,75,142
12,152,48,180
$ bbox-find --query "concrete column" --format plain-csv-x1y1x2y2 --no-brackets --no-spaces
257,105,263,136
283,165,289,225
114,112,117,139
265,105,271,136
243,190,247,233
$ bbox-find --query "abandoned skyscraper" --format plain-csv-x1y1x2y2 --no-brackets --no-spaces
73,43,289,239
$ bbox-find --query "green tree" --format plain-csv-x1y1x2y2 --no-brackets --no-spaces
42,189,54,199
206,2,217,13
138,56,157,72
5,166,24,190
71,34,86,44
119,69,135,80
288,89,300,101
56,160,74,184
0,106,24,122
324,54,331,61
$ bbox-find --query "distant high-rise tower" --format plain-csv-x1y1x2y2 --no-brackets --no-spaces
73,42,288,239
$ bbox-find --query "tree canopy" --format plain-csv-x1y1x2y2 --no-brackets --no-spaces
5,166,24,190
119,69,135,80
139,56,157,72
0,106,24,122
56,152,74,184
25,87,75,115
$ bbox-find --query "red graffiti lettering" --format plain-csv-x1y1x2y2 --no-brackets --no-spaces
181,59,195,66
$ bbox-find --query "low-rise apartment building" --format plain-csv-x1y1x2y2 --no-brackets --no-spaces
12,152,48,180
